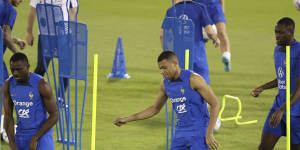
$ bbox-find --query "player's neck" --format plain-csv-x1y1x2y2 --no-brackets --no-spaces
172,68,182,80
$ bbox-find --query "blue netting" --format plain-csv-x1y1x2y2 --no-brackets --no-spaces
0,27,3,86
36,4,64,58
57,21,88,81
162,17,195,70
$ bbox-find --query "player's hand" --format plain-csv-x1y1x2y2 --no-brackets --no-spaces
269,109,284,128
250,87,263,97
16,39,26,50
221,52,231,72
29,135,38,150
26,33,34,46
213,38,220,48
205,133,220,149
9,144,18,150
114,117,128,127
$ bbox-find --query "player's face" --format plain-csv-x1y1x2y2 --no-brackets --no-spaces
10,60,30,82
275,25,293,46
12,0,23,7
158,59,178,80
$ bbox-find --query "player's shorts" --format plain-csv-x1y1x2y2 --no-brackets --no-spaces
15,131,54,150
171,136,210,150
205,3,226,24
263,109,300,144
290,116,300,144
263,109,286,137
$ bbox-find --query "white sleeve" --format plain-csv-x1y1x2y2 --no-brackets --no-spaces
29,0,38,8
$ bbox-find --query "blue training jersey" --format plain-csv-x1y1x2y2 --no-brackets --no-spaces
0,0,16,51
164,70,209,137
273,40,300,116
9,73,49,133
162,1,212,84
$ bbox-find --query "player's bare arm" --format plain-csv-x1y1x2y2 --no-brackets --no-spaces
3,24,18,53
114,81,168,126
26,6,36,46
204,25,220,48
251,78,278,97
3,80,18,150
160,28,164,49
190,73,220,149
29,79,58,149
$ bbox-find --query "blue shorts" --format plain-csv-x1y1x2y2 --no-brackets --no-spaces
263,109,300,144
171,136,210,150
15,132,54,150
206,3,226,24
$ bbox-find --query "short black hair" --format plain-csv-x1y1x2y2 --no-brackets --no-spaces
157,51,178,62
10,52,29,64
277,17,295,32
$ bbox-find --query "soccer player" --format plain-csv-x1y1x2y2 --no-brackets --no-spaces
0,0,26,143
26,0,78,92
4,52,58,150
160,0,219,85
194,0,231,72
251,17,300,150
114,51,220,150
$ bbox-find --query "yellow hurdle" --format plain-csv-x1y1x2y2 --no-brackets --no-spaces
91,54,98,150
219,95,257,125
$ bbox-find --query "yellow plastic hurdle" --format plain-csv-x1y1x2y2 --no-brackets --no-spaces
219,95,257,125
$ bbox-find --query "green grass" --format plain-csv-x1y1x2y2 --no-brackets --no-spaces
1,0,300,149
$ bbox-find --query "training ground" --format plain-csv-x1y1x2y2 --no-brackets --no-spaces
2,0,300,149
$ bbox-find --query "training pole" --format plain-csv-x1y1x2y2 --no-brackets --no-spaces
91,54,98,150
286,46,290,150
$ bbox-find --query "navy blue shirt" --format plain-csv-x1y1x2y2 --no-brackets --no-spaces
273,40,300,116
9,73,49,133
164,70,209,137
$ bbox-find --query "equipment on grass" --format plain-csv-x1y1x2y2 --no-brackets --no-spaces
294,0,300,10
107,37,130,79
219,95,257,125
36,0,89,149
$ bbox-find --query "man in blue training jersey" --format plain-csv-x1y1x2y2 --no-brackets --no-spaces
0,0,26,82
0,0,26,143
194,0,231,72
251,17,300,150
4,52,58,150
114,51,220,150
160,0,219,85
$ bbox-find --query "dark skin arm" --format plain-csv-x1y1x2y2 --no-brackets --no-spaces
190,74,220,149
114,81,168,126
29,79,58,150
250,78,278,97
270,77,300,128
3,80,18,150
3,25,26,53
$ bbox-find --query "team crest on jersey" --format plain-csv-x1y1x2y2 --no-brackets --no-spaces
29,92,34,100
278,67,284,78
181,87,185,95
